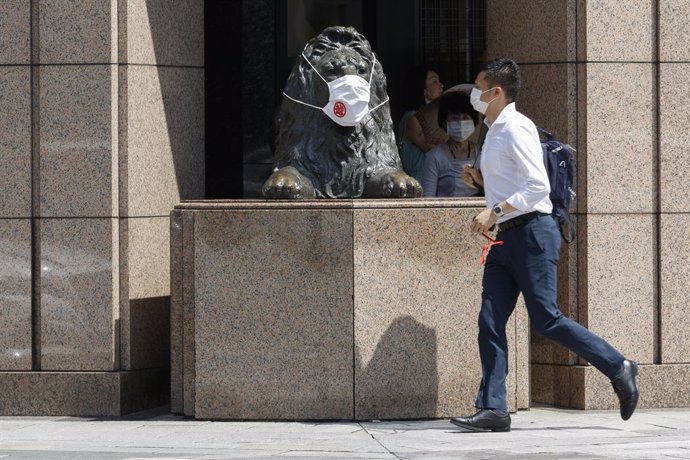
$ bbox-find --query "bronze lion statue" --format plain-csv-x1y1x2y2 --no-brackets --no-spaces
262,26,422,199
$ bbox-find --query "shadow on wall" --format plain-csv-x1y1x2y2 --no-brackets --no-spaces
355,315,438,419
144,0,205,205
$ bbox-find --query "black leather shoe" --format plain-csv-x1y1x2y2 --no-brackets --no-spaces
611,359,639,421
450,409,511,432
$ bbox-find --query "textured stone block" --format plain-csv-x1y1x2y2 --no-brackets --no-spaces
0,368,169,416
127,217,170,299
660,63,690,213
125,297,170,370
516,302,531,409
531,364,571,407
38,0,115,64
0,66,31,218
170,211,184,413
353,206,520,419
518,64,576,144
487,0,575,63
660,0,690,62
0,1,30,64
660,214,690,363
0,219,32,370
123,0,203,66
40,218,118,370
581,63,655,213
39,65,117,217
579,0,654,62
123,66,204,217
182,211,195,417
193,209,354,420
580,214,655,364
0,371,119,416
574,364,690,410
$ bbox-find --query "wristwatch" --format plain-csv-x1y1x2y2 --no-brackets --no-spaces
492,203,505,218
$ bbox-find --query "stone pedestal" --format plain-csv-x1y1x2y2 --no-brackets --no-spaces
171,199,530,420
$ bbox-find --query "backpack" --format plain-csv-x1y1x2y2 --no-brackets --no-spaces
538,127,576,243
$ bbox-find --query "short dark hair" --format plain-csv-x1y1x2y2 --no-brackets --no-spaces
481,58,520,102
437,91,478,129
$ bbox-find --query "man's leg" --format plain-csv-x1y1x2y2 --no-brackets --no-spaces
451,247,518,432
511,217,624,378
474,248,520,411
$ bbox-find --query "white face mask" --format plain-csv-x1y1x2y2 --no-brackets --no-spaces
446,120,475,141
470,87,497,115
282,51,389,127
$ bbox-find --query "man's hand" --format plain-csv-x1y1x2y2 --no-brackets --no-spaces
471,208,497,234
461,165,484,189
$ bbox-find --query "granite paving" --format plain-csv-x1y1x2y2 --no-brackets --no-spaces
0,406,689,459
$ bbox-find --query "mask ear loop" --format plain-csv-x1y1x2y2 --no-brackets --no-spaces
369,96,389,112
282,44,329,109
368,55,377,83
301,49,329,85
282,92,322,110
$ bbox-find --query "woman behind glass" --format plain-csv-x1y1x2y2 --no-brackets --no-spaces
397,65,444,183
422,91,479,197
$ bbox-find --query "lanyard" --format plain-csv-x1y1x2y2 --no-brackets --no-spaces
480,232,504,265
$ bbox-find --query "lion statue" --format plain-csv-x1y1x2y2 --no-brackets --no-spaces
262,26,422,199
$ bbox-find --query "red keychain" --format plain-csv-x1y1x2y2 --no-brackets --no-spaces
479,232,504,265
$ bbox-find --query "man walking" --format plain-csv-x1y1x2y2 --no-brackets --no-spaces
453,58,639,433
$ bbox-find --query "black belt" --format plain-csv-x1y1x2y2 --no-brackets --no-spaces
497,211,550,233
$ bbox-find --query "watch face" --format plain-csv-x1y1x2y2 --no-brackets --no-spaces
493,206,503,215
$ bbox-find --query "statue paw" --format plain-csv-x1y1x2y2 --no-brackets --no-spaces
262,167,316,199
365,170,423,198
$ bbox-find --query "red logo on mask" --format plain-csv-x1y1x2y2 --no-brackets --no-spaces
333,101,347,118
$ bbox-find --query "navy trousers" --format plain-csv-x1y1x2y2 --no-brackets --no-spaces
475,214,625,411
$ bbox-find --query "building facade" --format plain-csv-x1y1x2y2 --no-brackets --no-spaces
0,0,689,415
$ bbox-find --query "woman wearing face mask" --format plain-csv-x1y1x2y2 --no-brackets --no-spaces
421,91,480,197
397,65,444,183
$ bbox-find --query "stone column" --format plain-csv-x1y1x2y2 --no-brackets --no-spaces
0,0,203,416
488,0,690,409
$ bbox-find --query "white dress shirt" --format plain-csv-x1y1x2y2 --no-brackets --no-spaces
479,103,552,224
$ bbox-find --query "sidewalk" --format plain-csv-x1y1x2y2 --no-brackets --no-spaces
1,406,689,459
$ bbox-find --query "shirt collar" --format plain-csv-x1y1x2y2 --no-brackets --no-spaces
491,102,517,126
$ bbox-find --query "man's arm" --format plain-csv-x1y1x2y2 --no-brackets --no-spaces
471,200,517,234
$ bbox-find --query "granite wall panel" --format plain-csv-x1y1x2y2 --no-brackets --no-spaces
518,64,576,144
122,0,203,66
38,0,115,64
0,219,32,370
660,214,690,363
0,66,31,218
39,65,117,217
580,214,655,364
659,63,690,213
192,209,354,420
353,207,519,418
127,217,170,299
487,0,575,63
40,218,118,370
169,211,184,413
659,0,690,62
123,65,204,217
581,63,655,214
579,0,654,62
0,1,30,64
0,368,169,416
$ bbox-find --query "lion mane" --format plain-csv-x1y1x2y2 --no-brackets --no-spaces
274,26,401,198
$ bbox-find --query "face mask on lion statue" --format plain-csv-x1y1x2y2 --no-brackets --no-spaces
262,26,422,199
